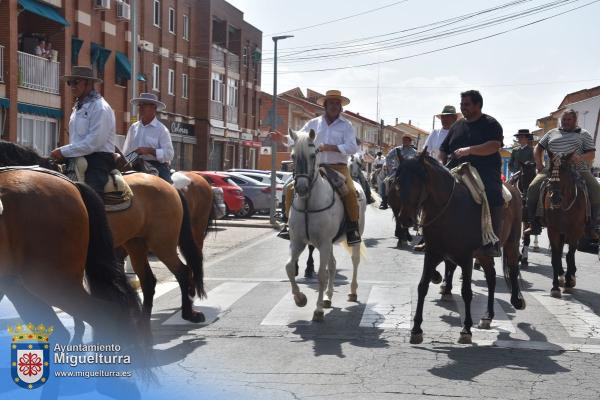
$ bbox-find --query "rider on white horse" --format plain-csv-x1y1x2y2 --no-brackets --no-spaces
279,89,362,245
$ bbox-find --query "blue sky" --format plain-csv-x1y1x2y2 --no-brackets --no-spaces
228,0,600,142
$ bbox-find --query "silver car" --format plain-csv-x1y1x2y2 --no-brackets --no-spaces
211,187,226,220
225,172,273,218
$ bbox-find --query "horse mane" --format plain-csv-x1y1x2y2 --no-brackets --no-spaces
394,152,452,200
0,140,49,167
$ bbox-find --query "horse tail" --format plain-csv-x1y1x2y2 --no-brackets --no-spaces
75,183,144,332
177,189,206,299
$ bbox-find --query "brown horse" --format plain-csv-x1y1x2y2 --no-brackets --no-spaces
389,150,525,344
0,141,206,325
179,171,214,259
544,153,587,298
0,169,146,347
508,161,537,267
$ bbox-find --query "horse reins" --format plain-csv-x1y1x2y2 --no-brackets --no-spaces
419,177,457,228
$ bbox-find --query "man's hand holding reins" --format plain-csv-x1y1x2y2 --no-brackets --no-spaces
319,144,340,153
50,148,63,160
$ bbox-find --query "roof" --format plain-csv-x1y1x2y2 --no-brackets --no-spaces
558,85,600,108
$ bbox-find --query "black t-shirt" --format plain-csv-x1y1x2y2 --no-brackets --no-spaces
440,114,503,175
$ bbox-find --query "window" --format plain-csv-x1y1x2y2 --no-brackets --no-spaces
227,78,239,107
168,69,175,95
152,64,160,91
153,0,160,27
211,72,224,102
168,8,175,34
183,14,189,40
242,47,248,66
182,74,188,99
17,114,58,157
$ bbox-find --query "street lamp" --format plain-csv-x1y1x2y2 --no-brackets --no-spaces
269,35,293,226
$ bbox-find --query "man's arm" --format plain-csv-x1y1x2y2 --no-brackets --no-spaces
534,144,544,172
508,151,518,173
438,151,448,165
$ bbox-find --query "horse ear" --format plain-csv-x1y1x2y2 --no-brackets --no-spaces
395,148,404,164
420,147,428,160
289,129,298,142
309,129,316,141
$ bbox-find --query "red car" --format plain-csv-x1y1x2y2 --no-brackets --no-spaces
193,171,244,215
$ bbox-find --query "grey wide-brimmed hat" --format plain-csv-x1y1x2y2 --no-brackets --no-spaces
436,105,462,119
130,93,166,111
62,66,103,83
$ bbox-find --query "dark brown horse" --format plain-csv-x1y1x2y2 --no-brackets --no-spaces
389,150,525,344
0,169,146,348
508,161,537,267
0,141,206,325
544,153,587,298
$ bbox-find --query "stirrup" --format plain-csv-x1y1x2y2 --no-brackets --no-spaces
346,230,362,245
277,225,290,240
478,242,501,258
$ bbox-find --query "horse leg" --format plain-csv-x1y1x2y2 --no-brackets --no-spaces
549,234,563,298
313,244,332,322
348,243,361,302
520,229,530,268
324,254,337,308
458,258,474,344
305,245,315,278
564,244,577,293
505,218,526,310
286,240,307,307
440,260,457,299
410,252,443,344
124,238,156,320
478,258,496,329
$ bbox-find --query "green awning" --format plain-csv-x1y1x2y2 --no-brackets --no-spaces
90,42,111,73
0,98,9,109
18,0,69,27
72,37,83,65
18,103,62,119
115,51,131,81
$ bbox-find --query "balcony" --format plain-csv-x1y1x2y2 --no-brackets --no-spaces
227,53,239,72
18,51,59,94
0,45,4,82
211,46,225,69
210,100,223,120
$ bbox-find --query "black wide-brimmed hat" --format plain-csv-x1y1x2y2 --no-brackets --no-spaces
514,129,533,139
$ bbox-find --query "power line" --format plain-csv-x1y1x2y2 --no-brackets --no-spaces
264,0,410,37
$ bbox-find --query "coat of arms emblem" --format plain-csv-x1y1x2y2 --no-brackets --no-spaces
8,323,53,390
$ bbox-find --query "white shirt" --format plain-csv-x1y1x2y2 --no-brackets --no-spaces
373,156,386,167
301,115,358,165
123,117,174,163
424,128,449,160
60,96,116,158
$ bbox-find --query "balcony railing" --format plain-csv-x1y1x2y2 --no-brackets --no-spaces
0,45,4,82
18,51,59,94
211,47,225,69
210,100,223,120
227,105,238,125
227,53,239,72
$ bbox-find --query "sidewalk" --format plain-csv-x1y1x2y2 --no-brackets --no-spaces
215,215,281,229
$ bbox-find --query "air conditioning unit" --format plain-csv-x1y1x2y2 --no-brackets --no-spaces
116,1,130,20
94,0,111,10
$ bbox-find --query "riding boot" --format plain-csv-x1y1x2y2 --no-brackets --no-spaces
586,204,600,240
478,206,502,257
346,221,362,245
379,195,388,210
277,224,290,240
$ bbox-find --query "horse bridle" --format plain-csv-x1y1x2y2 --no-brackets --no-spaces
548,155,580,211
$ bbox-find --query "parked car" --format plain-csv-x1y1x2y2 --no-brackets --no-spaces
228,170,284,203
227,168,292,185
225,172,274,218
211,187,227,220
194,171,244,215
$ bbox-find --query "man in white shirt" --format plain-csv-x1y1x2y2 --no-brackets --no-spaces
278,90,361,244
424,105,460,161
50,66,116,196
123,93,175,183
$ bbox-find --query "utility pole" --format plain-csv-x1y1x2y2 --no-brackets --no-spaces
130,0,138,122
269,35,293,226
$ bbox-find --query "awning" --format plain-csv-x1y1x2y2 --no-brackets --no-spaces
90,42,112,73
18,0,69,27
72,37,83,65
0,98,9,109
17,103,63,119
115,51,131,81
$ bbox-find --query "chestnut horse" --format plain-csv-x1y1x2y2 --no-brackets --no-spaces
0,141,206,325
508,161,537,267
0,169,145,347
390,150,525,344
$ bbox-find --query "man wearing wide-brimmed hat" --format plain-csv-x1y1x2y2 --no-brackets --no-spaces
424,105,461,161
508,129,535,174
50,66,116,196
123,93,174,183
278,89,362,244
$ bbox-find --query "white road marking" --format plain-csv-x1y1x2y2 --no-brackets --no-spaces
162,282,259,325
359,285,411,329
531,292,600,339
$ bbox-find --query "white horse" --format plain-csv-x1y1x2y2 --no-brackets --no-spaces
285,129,366,322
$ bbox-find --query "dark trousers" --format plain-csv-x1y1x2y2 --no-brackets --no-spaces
147,160,173,183
84,152,115,197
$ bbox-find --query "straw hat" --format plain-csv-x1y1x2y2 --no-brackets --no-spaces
316,90,350,107
130,92,166,111
62,66,103,83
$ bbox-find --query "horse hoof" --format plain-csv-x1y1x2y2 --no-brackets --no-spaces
323,300,332,308
348,293,358,302
410,333,423,344
183,310,205,323
568,276,576,288
558,275,565,287
431,271,443,285
550,288,562,299
312,310,324,322
520,260,528,269
511,295,526,310
458,332,472,344
478,319,492,330
294,293,308,307
562,287,574,294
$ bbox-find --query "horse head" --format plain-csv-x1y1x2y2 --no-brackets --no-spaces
0,140,55,169
547,152,577,209
290,128,317,198
392,148,429,228
518,161,537,193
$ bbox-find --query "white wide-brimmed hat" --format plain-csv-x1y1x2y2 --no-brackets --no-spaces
130,92,166,111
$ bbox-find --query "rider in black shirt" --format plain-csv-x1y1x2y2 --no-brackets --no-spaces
439,90,504,257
